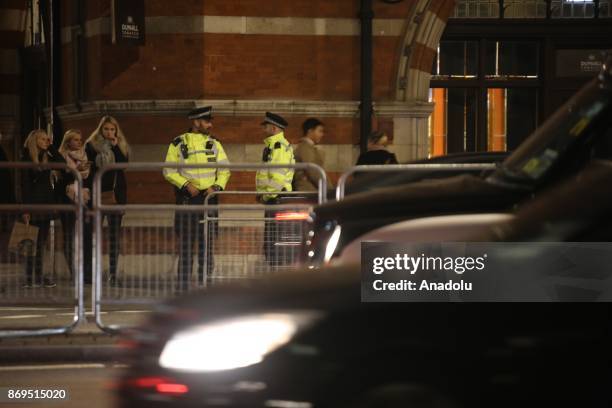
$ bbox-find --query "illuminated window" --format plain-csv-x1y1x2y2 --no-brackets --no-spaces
431,41,478,79
551,0,595,17
453,0,500,17
485,41,539,78
450,0,610,17
504,0,548,17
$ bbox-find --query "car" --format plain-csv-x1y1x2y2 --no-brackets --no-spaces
342,151,509,197
115,266,612,408
479,158,612,243
303,58,612,268
268,152,509,267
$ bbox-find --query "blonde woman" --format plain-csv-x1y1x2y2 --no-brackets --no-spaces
20,129,65,288
58,129,91,278
59,129,91,203
84,116,130,286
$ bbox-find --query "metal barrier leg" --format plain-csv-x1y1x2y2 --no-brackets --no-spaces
108,213,123,284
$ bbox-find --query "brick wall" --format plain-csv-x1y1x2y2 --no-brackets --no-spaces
55,0,451,203
0,1,26,156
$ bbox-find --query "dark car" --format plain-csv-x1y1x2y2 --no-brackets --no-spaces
269,152,508,267
116,267,611,408
303,60,612,267
481,158,612,242
342,150,509,196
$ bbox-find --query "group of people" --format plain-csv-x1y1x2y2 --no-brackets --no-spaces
163,107,397,289
17,106,396,290
20,116,129,288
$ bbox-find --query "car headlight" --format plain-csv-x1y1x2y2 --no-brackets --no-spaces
323,225,341,264
304,221,342,267
159,312,320,372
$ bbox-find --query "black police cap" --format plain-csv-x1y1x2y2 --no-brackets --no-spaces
261,112,288,129
188,106,213,120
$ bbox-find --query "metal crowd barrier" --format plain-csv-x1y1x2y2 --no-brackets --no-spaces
335,163,498,200
0,162,85,338
202,190,317,280
92,162,326,333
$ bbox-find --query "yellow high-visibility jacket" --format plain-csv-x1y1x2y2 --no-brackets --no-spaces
256,132,295,202
163,132,231,192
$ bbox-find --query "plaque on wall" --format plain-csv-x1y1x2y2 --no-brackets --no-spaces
111,0,146,45
556,49,610,78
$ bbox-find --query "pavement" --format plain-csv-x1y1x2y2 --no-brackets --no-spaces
0,280,156,364
0,310,125,364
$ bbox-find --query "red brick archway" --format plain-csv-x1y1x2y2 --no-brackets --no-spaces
395,0,456,101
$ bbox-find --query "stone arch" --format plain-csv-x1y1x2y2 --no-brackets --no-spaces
383,0,455,161
395,0,456,102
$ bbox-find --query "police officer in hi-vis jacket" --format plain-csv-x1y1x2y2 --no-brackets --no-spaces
256,112,295,266
164,106,230,290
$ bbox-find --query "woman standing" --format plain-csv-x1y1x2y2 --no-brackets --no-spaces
356,131,398,165
58,129,91,278
20,129,64,288
85,116,130,286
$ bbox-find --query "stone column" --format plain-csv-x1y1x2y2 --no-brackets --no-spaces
376,101,433,162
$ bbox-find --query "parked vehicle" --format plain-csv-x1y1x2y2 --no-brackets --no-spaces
271,152,510,267
116,265,611,408
303,60,612,267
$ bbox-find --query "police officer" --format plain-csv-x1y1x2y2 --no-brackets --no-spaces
164,106,230,290
256,112,295,266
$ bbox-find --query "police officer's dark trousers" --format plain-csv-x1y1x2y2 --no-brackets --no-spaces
263,198,280,267
175,193,218,290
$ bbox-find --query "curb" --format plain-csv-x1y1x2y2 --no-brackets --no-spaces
0,344,127,364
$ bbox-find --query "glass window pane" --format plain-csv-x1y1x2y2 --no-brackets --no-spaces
600,1,611,17
448,88,478,153
438,41,478,77
505,0,547,18
485,41,539,77
486,88,538,151
430,88,448,156
552,0,597,18
428,87,478,154
451,0,500,17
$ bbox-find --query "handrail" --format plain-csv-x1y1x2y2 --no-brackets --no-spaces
92,162,329,206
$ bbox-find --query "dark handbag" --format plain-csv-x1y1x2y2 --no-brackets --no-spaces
101,190,117,205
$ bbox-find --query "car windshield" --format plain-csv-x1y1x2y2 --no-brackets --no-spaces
494,77,611,184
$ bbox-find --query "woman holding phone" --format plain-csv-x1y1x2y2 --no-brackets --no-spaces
85,116,130,286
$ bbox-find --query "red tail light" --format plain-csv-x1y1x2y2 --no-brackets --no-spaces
126,376,189,396
156,383,189,395
274,211,310,221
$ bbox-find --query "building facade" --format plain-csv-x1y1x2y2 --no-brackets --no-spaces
1,0,610,202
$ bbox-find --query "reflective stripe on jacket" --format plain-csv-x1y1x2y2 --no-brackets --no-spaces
163,132,230,191
256,132,295,202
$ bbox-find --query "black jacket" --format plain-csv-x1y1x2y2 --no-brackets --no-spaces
20,146,67,222
0,146,14,204
356,149,398,165
85,143,129,204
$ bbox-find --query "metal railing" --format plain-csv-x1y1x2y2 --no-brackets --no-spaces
335,163,498,200
0,162,85,338
202,190,316,281
92,162,326,333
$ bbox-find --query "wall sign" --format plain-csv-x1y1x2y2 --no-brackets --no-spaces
111,0,146,45
556,49,610,77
